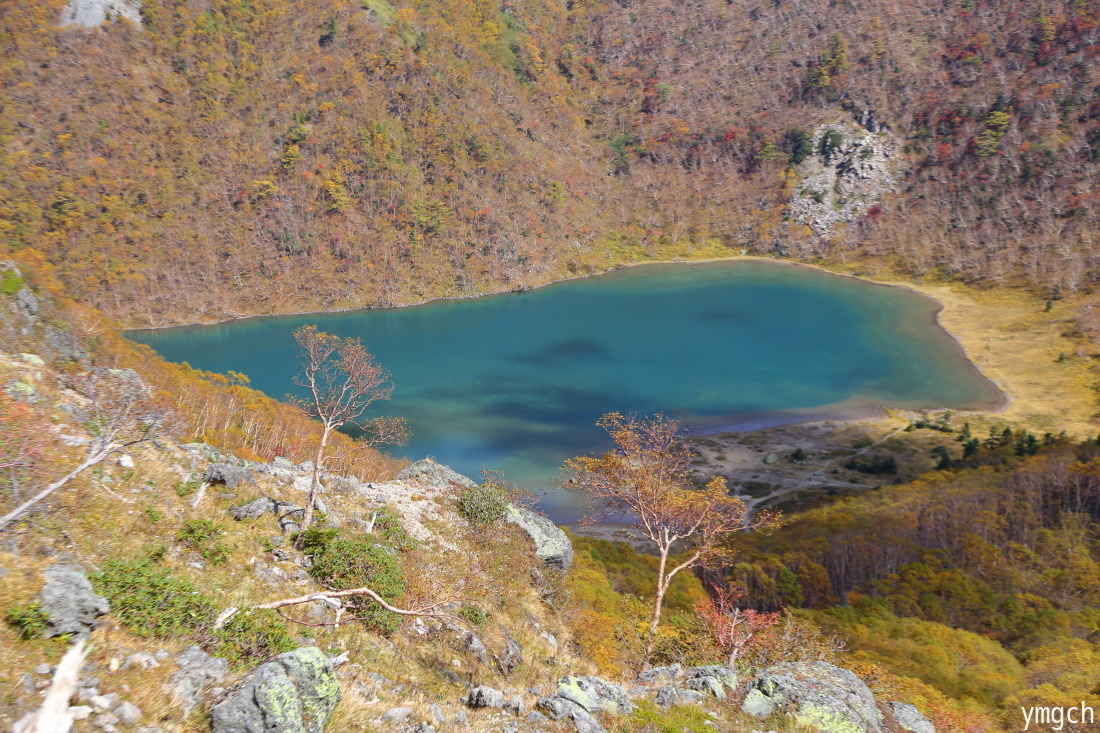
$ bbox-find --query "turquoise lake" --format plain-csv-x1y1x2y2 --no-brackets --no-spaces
128,261,1004,522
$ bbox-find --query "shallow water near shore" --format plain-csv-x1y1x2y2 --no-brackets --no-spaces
128,261,1003,523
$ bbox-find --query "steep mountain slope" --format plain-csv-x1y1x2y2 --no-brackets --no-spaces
1,0,1098,325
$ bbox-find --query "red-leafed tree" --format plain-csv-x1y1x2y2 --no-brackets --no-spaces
694,586,781,668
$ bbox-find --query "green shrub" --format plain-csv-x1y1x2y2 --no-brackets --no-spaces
458,605,491,627
368,507,418,549
178,519,230,565
458,481,509,525
211,609,296,667
92,557,293,666
91,558,215,637
143,506,163,523
174,481,199,497
0,270,25,295
299,526,405,632
6,602,49,640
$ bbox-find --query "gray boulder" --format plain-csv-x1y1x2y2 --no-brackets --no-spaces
464,633,490,665
889,702,936,733
44,327,88,364
165,646,229,714
536,697,606,733
636,664,682,686
498,635,523,674
742,661,883,733
556,676,635,716
394,459,477,489
15,286,38,318
231,497,277,521
654,686,707,707
465,686,505,709
684,666,738,701
505,505,573,571
206,463,252,489
211,647,340,733
37,564,109,639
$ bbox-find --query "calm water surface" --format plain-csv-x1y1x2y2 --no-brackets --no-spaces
129,262,1003,522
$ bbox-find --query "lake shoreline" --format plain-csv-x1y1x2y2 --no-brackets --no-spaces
128,255,1009,418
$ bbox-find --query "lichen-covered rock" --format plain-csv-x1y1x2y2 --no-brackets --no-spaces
742,661,883,733
635,664,682,686
888,702,936,733
210,647,340,733
37,564,109,639
206,463,252,489
654,686,707,707
684,666,738,700
505,505,573,570
536,697,606,733
556,676,635,716
394,458,477,489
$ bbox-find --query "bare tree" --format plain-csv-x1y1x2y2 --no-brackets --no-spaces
564,412,780,665
0,369,172,532
292,325,408,537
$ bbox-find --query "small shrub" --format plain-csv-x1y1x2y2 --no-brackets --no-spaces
299,527,405,632
6,602,49,640
0,270,25,295
458,481,509,525
143,506,162,523
367,507,418,549
211,609,296,667
91,558,214,637
458,605,491,627
178,519,230,565
92,557,292,665
174,481,199,497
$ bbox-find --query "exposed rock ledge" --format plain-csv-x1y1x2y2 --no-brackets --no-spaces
60,0,142,28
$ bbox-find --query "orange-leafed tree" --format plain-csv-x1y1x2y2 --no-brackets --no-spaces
564,412,780,664
292,325,408,538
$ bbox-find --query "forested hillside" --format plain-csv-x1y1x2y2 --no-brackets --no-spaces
1,0,1098,325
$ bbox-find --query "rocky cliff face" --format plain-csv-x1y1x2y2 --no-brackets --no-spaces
59,0,142,28
788,121,900,235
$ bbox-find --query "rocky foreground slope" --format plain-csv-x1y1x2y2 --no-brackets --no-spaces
3,445,934,733
1,265,938,732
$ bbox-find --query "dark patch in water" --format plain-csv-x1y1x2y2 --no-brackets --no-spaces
512,338,610,366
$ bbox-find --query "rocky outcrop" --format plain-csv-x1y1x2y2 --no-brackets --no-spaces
211,647,340,733
394,458,477,489
505,505,573,570
742,661,884,733
37,564,109,639
788,121,900,235
206,462,252,489
554,675,635,716
535,696,605,733
60,0,142,27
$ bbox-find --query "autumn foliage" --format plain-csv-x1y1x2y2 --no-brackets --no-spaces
0,0,1098,328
